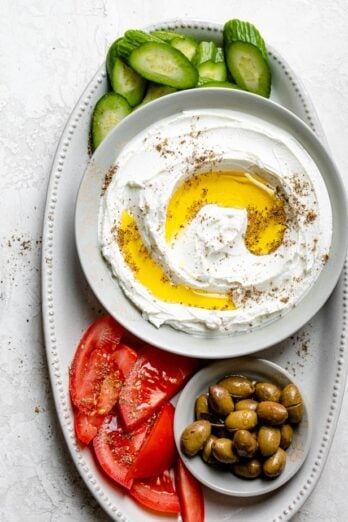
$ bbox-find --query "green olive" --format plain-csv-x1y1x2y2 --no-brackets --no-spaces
287,403,304,424
225,410,258,431
202,435,218,464
280,384,303,423
258,426,281,457
263,448,287,478
233,429,258,458
212,437,238,464
235,399,258,412
280,424,294,449
180,420,211,457
280,384,302,408
195,394,210,420
257,401,288,425
218,375,255,399
233,459,262,479
255,382,281,402
208,384,234,417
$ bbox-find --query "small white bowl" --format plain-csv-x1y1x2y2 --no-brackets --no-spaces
174,358,311,497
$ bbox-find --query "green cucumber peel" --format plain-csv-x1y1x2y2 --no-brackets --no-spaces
194,41,217,65
223,19,269,62
106,38,122,78
115,37,137,62
116,30,163,61
214,47,225,64
150,30,185,42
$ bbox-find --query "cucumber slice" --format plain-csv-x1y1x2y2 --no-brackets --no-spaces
225,41,271,97
224,19,268,62
195,41,217,65
199,80,241,89
171,36,198,61
106,42,146,106
150,30,185,43
116,30,163,61
198,60,227,82
129,42,198,89
91,93,131,150
141,83,177,105
214,47,225,64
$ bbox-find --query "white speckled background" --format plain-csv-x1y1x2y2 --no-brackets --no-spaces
1,1,347,520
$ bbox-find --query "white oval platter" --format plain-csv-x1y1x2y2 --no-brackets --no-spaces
42,19,348,522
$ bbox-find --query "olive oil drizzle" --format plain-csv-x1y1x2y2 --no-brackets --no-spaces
166,170,286,255
116,211,235,310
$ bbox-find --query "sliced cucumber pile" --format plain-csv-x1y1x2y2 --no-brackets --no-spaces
91,19,272,149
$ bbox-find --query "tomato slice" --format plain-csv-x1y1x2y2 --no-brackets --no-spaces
74,410,105,445
70,315,125,414
93,410,154,489
130,470,180,514
113,343,138,377
93,402,177,487
128,402,176,479
70,316,138,445
119,345,199,430
73,342,137,445
175,457,204,522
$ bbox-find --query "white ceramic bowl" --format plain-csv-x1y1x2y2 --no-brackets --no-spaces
75,88,347,358
174,358,311,497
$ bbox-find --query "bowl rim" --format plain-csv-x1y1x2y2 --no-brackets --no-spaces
75,87,348,358
173,357,312,497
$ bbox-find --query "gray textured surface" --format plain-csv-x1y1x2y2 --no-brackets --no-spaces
1,1,347,521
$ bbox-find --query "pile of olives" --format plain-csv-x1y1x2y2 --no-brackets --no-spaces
180,374,304,480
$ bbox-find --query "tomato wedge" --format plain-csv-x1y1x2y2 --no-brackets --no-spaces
128,403,176,479
74,410,105,445
93,410,153,489
113,343,138,377
73,341,137,445
93,403,176,489
175,458,204,522
130,470,180,514
70,315,125,414
119,345,199,430
70,316,138,445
